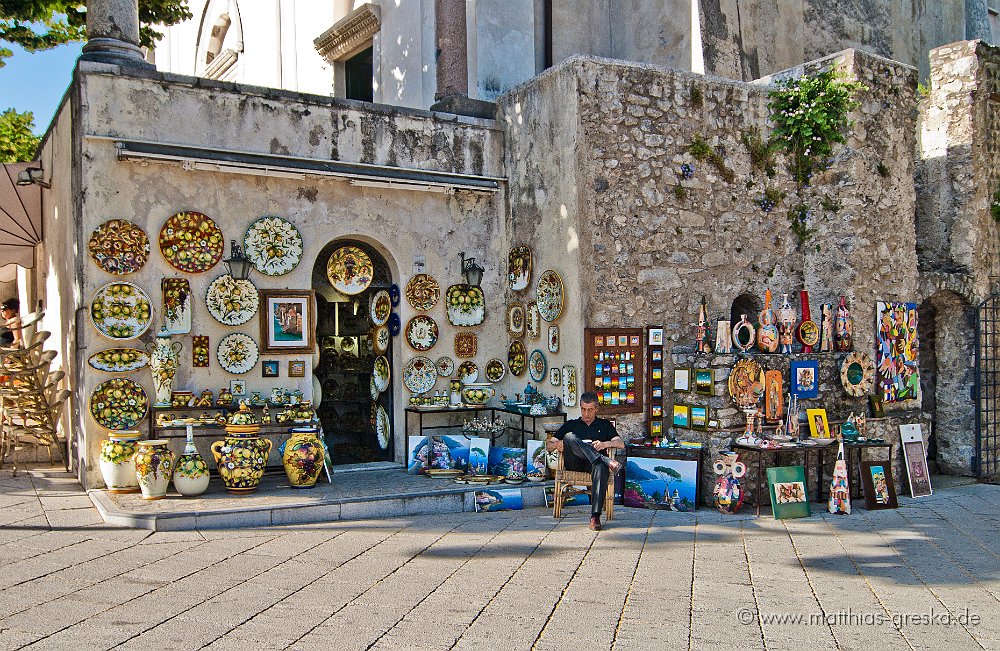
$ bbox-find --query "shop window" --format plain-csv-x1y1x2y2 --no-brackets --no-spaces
345,46,374,102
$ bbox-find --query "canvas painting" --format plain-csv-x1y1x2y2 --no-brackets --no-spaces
526,439,547,478
475,488,524,512
690,405,708,430
407,436,430,475
544,485,590,507
623,456,698,511
673,368,691,392
694,369,713,395
790,360,819,398
435,435,471,472
860,461,898,509
767,466,811,519
488,447,526,477
468,437,491,476
672,404,689,428
876,301,920,403
900,424,932,497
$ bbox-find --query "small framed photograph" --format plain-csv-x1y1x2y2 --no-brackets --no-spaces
288,360,306,377
694,368,714,395
262,360,279,378
229,379,247,398
651,350,662,362
673,367,691,392
260,289,316,354
630,335,640,347
672,404,690,429
595,336,604,347
806,408,831,438
648,328,664,346
618,335,628,346
651,386,663,399
690,405,708,430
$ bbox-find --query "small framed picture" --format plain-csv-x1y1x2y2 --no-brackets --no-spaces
262,360,279,378
648,328,663,346
806,408,831,438
673,368,691,392
790,360,819,398
618,335,628,346
690,405,708,430
651,386,663,399
595,336,604,346
694,368,714,395
869,395,885,418
651,350,662,362
288,360,306,377
652,405,663,417
652,367,662,380
651,420,663,435
260,289,316,354
860,461,898,509
630,335,640,347
672,404,690,428
229,379,247,397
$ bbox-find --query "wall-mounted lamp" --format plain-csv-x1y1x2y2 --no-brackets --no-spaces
15,167,50,189
459,251,485,287
223,239,253,280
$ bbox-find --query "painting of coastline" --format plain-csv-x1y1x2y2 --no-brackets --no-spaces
475,488,524,512
544,485,590,507
468,437,491,476
407,436,429,475
433,435,471,471
526,440,547,477
623,457,697,511
488,447,526,477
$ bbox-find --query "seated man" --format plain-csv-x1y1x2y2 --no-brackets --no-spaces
0,298,22,349
547,391,624,531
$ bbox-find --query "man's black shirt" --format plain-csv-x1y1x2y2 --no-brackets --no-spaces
554,417,619,442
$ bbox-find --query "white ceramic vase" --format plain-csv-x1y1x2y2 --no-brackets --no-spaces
99,430,141,493
146,327,182,407
172,425,210,497
134,439,175,500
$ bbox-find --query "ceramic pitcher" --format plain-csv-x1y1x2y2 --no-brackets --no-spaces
146,327,182,407
280,429,326,488
99,430,141,493
134,439,175,500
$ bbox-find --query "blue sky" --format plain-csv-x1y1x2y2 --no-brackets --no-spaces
0,42,83,134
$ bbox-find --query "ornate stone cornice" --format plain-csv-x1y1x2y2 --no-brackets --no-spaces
314,3,381,63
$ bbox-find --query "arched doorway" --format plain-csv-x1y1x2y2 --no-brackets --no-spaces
312,239,394,465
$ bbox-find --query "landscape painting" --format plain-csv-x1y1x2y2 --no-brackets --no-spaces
488,447,526,477
475,488,524,512
526,439,547,477
407,436,429,475
433,435,471,471
468,437,491,476
623,456,698,511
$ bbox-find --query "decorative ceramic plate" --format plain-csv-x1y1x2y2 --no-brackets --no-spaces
446,284,486,326
87,348,150,373
162,278,192,334
526,302,540,338
508,340,527,376
550,367,561,386
405,315,439,351
485,358,506,383
369,376,379,401
243,216,303,276
455,332,477,358
326,246,373,295
729,358,765,407
536,270,564,322
562,366,577,407
216,333,259,374
403,356,437,394
192,335,209,368
507,303,525,337
528,349,547,382
405,274,440,311
373,325,390,353
436,356,455,377
457,361,479,385
841,352,876,397
376,404,391,450
548,325,559,353
508,246,532,292
90,282,153,341
373,355,391,393
88,219,150,275
158,211,225,273
370,290,392,327
206,274,259,326
90,378,148,430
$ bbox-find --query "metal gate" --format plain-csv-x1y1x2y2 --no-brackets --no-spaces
976,294,1000,481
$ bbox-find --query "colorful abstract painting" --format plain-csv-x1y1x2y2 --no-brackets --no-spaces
876,301,920,402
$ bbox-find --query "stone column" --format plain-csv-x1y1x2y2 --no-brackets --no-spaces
966,0,993,43
434,0,469,100
80,0,153,67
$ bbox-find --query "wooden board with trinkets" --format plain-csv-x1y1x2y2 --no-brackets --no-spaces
584,327,644,416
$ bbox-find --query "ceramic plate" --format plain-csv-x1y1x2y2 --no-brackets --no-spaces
405,315,439,351
162,277,192,334
508,340,527,376
437,356,455,377
158,211,225,273
403,356,437,394
370,290,392,327
90,282,153,341
455,332,477,358
373,355,391,393
243,216,303,276
217,333,259,374
373,325,390,353
508,246,532,291
507,303,525,337
88,219,150,275
90,377,148,430
376,405,391,450
206,274,259,326
529,349,547,382
446,284,485,326
405,274,440,311
548,325,559,353
526,302,540,338
536,270,564,322
88,348,150,373
192,335,209,368
369,376,379,401
485,358,506,383
562,365,578,407
326,246,373,295
457,361,479,385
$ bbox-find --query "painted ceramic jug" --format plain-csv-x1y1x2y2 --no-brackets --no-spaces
820,303,834,352
145,327,182,407
211,404,272,494
757,289,779,353
134,439,175,500
835,295,853,352
99,430,141,493
712,452,746,514
172,424,210,497
778,293,796,354
280,429,326,488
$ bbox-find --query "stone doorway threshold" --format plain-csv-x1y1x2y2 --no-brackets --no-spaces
88,467,551,531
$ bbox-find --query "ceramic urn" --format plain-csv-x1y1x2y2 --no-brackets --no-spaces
146,327,182,407
172,424,210,497
133,439,175,500
99,430,141,493
211,403,272,494
280,428,326,488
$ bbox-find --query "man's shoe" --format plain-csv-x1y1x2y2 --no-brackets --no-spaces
589,515,602,531
608,459,623,476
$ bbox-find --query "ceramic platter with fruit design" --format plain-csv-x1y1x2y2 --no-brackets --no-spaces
243,216,303,276
485,358,506,383
217,333,259,374
369,289,392,327
403,356,437,394
508,340,527,376
326,246,373,296
90,282,153,341
87,348,150,373
457,361,479,385
536,270,564,322
88,219,150,275
90,377,148,430
508,246,532,291
376,405,391,450
405,274,440,311
373,325,390,353
405,315,439,351
162,278,192,334
373,355,391,393
446,284,485,326
436,356,455,377
206,274,259,326
158,211,225,273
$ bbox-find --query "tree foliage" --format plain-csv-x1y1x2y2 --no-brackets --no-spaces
0,109,40,162
0,0,192,68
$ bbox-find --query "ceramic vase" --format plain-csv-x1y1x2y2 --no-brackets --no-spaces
172,425,210,497
99,430,141,493
134,439,175,500
146,327,182,407
280,429,326,488
835,296,853,352
211,424,272,494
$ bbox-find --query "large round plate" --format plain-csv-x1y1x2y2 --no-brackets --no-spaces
206,274,259,326
376,405,391,450
437,356,455,377
370,290,392,326
405,315,439,351
158,211,225,273
373,355,391,393
326,246,373,295
373,325,390,353
446,285,485,326
405,274,440,311
529,349,547,382
243,216,303,276
485,358,506,383
88,219,150,275
217,333,259,374
536,270,564,322
403,356,437,394
508,340,527,376
90,378,148,430
88,348,150,373
90,282,152,341
457,361,479,385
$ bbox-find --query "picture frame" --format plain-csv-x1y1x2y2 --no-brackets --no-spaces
651,405,663,417
693,368,714,395
859,461,898,509
229,379,247,398
652,367,662,380
618,335,628,346
262,360,279,378
648,328,664,346
900,424,932,497
630,335,640,347
766,466,810,519
623,456,699,510
651,350,662,362
869,395,885,418
260,289,316,354
595,336,604,347
690,405,708,430
650,420,662,435
806,408,831,438
672,404,690,428
673,368,691,392
651,386,662,399
288,360,306,378
790,359,819,398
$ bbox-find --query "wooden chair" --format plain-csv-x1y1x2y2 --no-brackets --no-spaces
552,447,617,520
0,341,66,475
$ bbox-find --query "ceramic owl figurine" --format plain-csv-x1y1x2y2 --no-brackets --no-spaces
713,452,746,514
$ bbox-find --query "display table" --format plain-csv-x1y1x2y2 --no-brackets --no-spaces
404,405,567,446
731,440,834,516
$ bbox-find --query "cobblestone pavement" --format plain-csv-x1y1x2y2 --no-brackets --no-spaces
1,468,1000,650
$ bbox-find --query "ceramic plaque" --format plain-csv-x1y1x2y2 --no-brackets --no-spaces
841,352,876,398
376,405,391,450
526,302,540,338
90,377,148,430
206,274,259,326
405,274,440,311
508,246,532,291
549,367,561,386
326,245,373,296
158,211,225,273
446,284,485,327
373,325,390,353
455,332,477,358
90,282,153,341
457,361,479,385
436,356,456,377
405,315,439,352
216,333,259,375
88,219,150,275
485,358,506,383
370,289,392,327
528,349,547,382
403,356,437,394
507,303,525,337
548,325,559,353
161,277,192,334
373,355,391,393
192,335,209,368
536,270,564,322
87,348,150,373
562,365,578,407
508,340,527,377
243,216,303,276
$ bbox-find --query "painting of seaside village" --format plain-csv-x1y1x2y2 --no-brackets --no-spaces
623,457,698,511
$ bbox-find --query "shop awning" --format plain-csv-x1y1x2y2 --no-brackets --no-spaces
0,163,42,272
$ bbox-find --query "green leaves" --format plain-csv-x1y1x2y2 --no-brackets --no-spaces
0,108,40,162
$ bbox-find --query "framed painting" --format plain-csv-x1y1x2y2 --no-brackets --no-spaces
475,488,524,512
648,328,663,346
693,368,713,395
262,360,279,377
288,360,306,377
260,289,316,354
900,424,932,497
766,466,810,519
690,405,708,430
859,461,898,509
806,408,831,438
673,368,691,392
790,359,819,398
672,404,690,429
623,456,698,511
876,302,920,403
